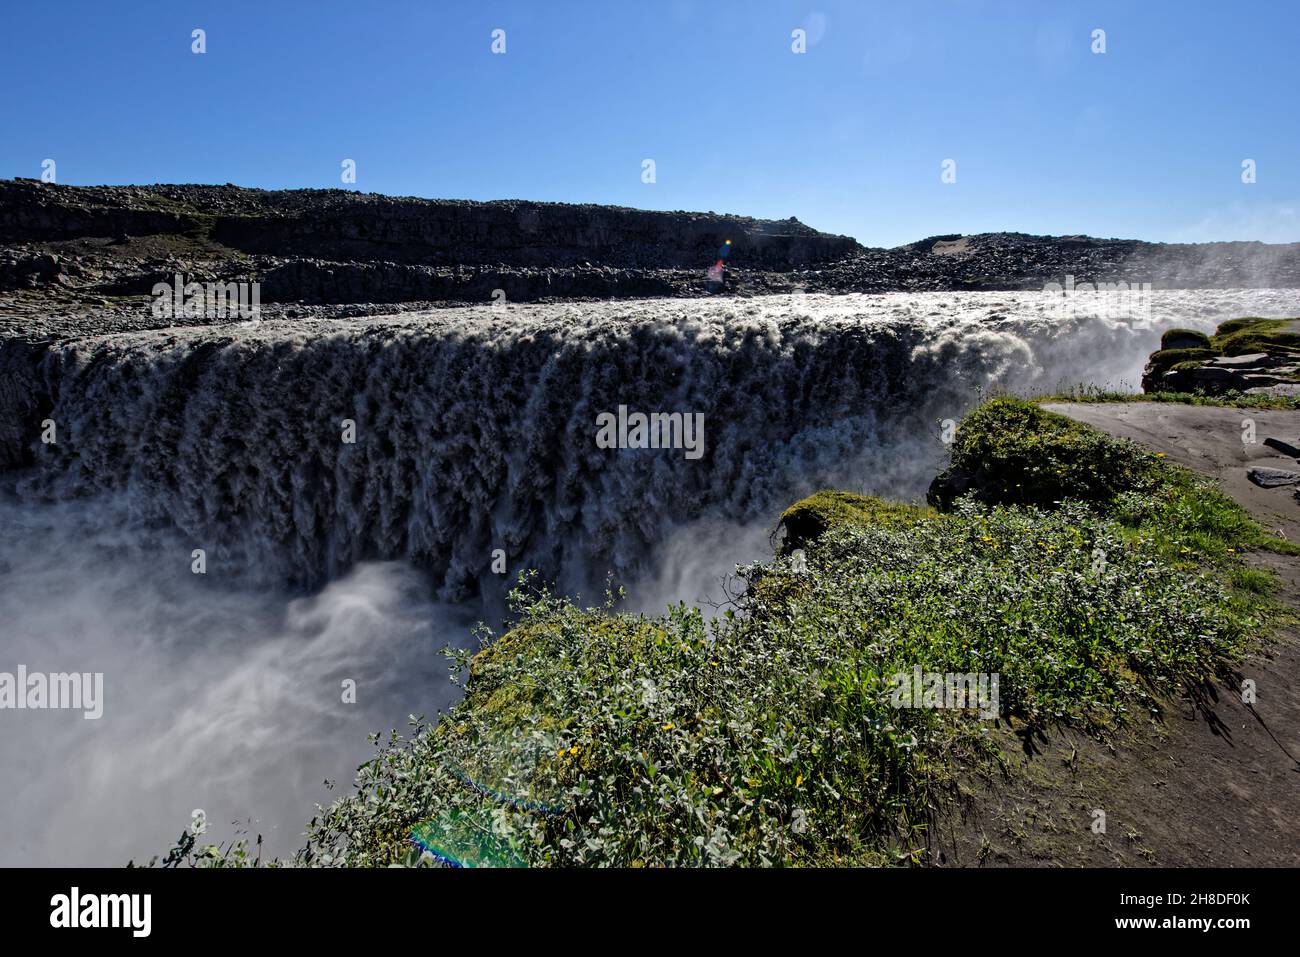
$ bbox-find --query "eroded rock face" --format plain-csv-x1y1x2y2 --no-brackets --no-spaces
255,259,690,304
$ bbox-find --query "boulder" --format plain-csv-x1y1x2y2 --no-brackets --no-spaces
1159,328,1211,351
1247,467,1300,488
1263,437,1300,458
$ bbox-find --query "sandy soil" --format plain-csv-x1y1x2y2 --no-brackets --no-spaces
938,401,1300,867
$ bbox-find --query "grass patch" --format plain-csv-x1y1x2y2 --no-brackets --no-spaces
941,398,1297,562
1038,385,1300,412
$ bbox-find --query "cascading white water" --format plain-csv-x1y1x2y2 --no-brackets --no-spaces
27,289,1298,599
3,288,1298,865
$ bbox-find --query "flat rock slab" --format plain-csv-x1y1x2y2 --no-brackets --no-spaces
1211,352,1273,367
1188,367,1241,384
1248,466,1300,488
1240,373,1289,386
1246,383,1300,396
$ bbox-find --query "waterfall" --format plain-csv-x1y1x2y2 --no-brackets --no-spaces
12,290,1295,600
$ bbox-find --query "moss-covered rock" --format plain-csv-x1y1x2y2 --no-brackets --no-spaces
776,490,931,553
1149,347,1215,367
1160,328,1211,351
1211,317,1300,357
1142,317,1300,394
468,617,669,700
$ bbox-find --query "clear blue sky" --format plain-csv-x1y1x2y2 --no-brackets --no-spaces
2,1,1297,247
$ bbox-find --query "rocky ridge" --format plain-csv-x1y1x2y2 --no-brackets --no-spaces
6,179,1300,341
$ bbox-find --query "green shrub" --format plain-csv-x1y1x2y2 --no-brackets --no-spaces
933,398,1158,508
285,490,1258,868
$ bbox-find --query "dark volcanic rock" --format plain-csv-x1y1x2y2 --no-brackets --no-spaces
0,179,858,269
1263,437,1300,458
1247,467,1300,488
926,464,980,510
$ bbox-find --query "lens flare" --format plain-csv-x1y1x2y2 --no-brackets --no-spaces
407,743,566,867
442,759,564,815
707,238,732,284
409,809,527,868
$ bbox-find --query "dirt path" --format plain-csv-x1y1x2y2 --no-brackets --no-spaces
939,402,1300,867
1043,402,1300,541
